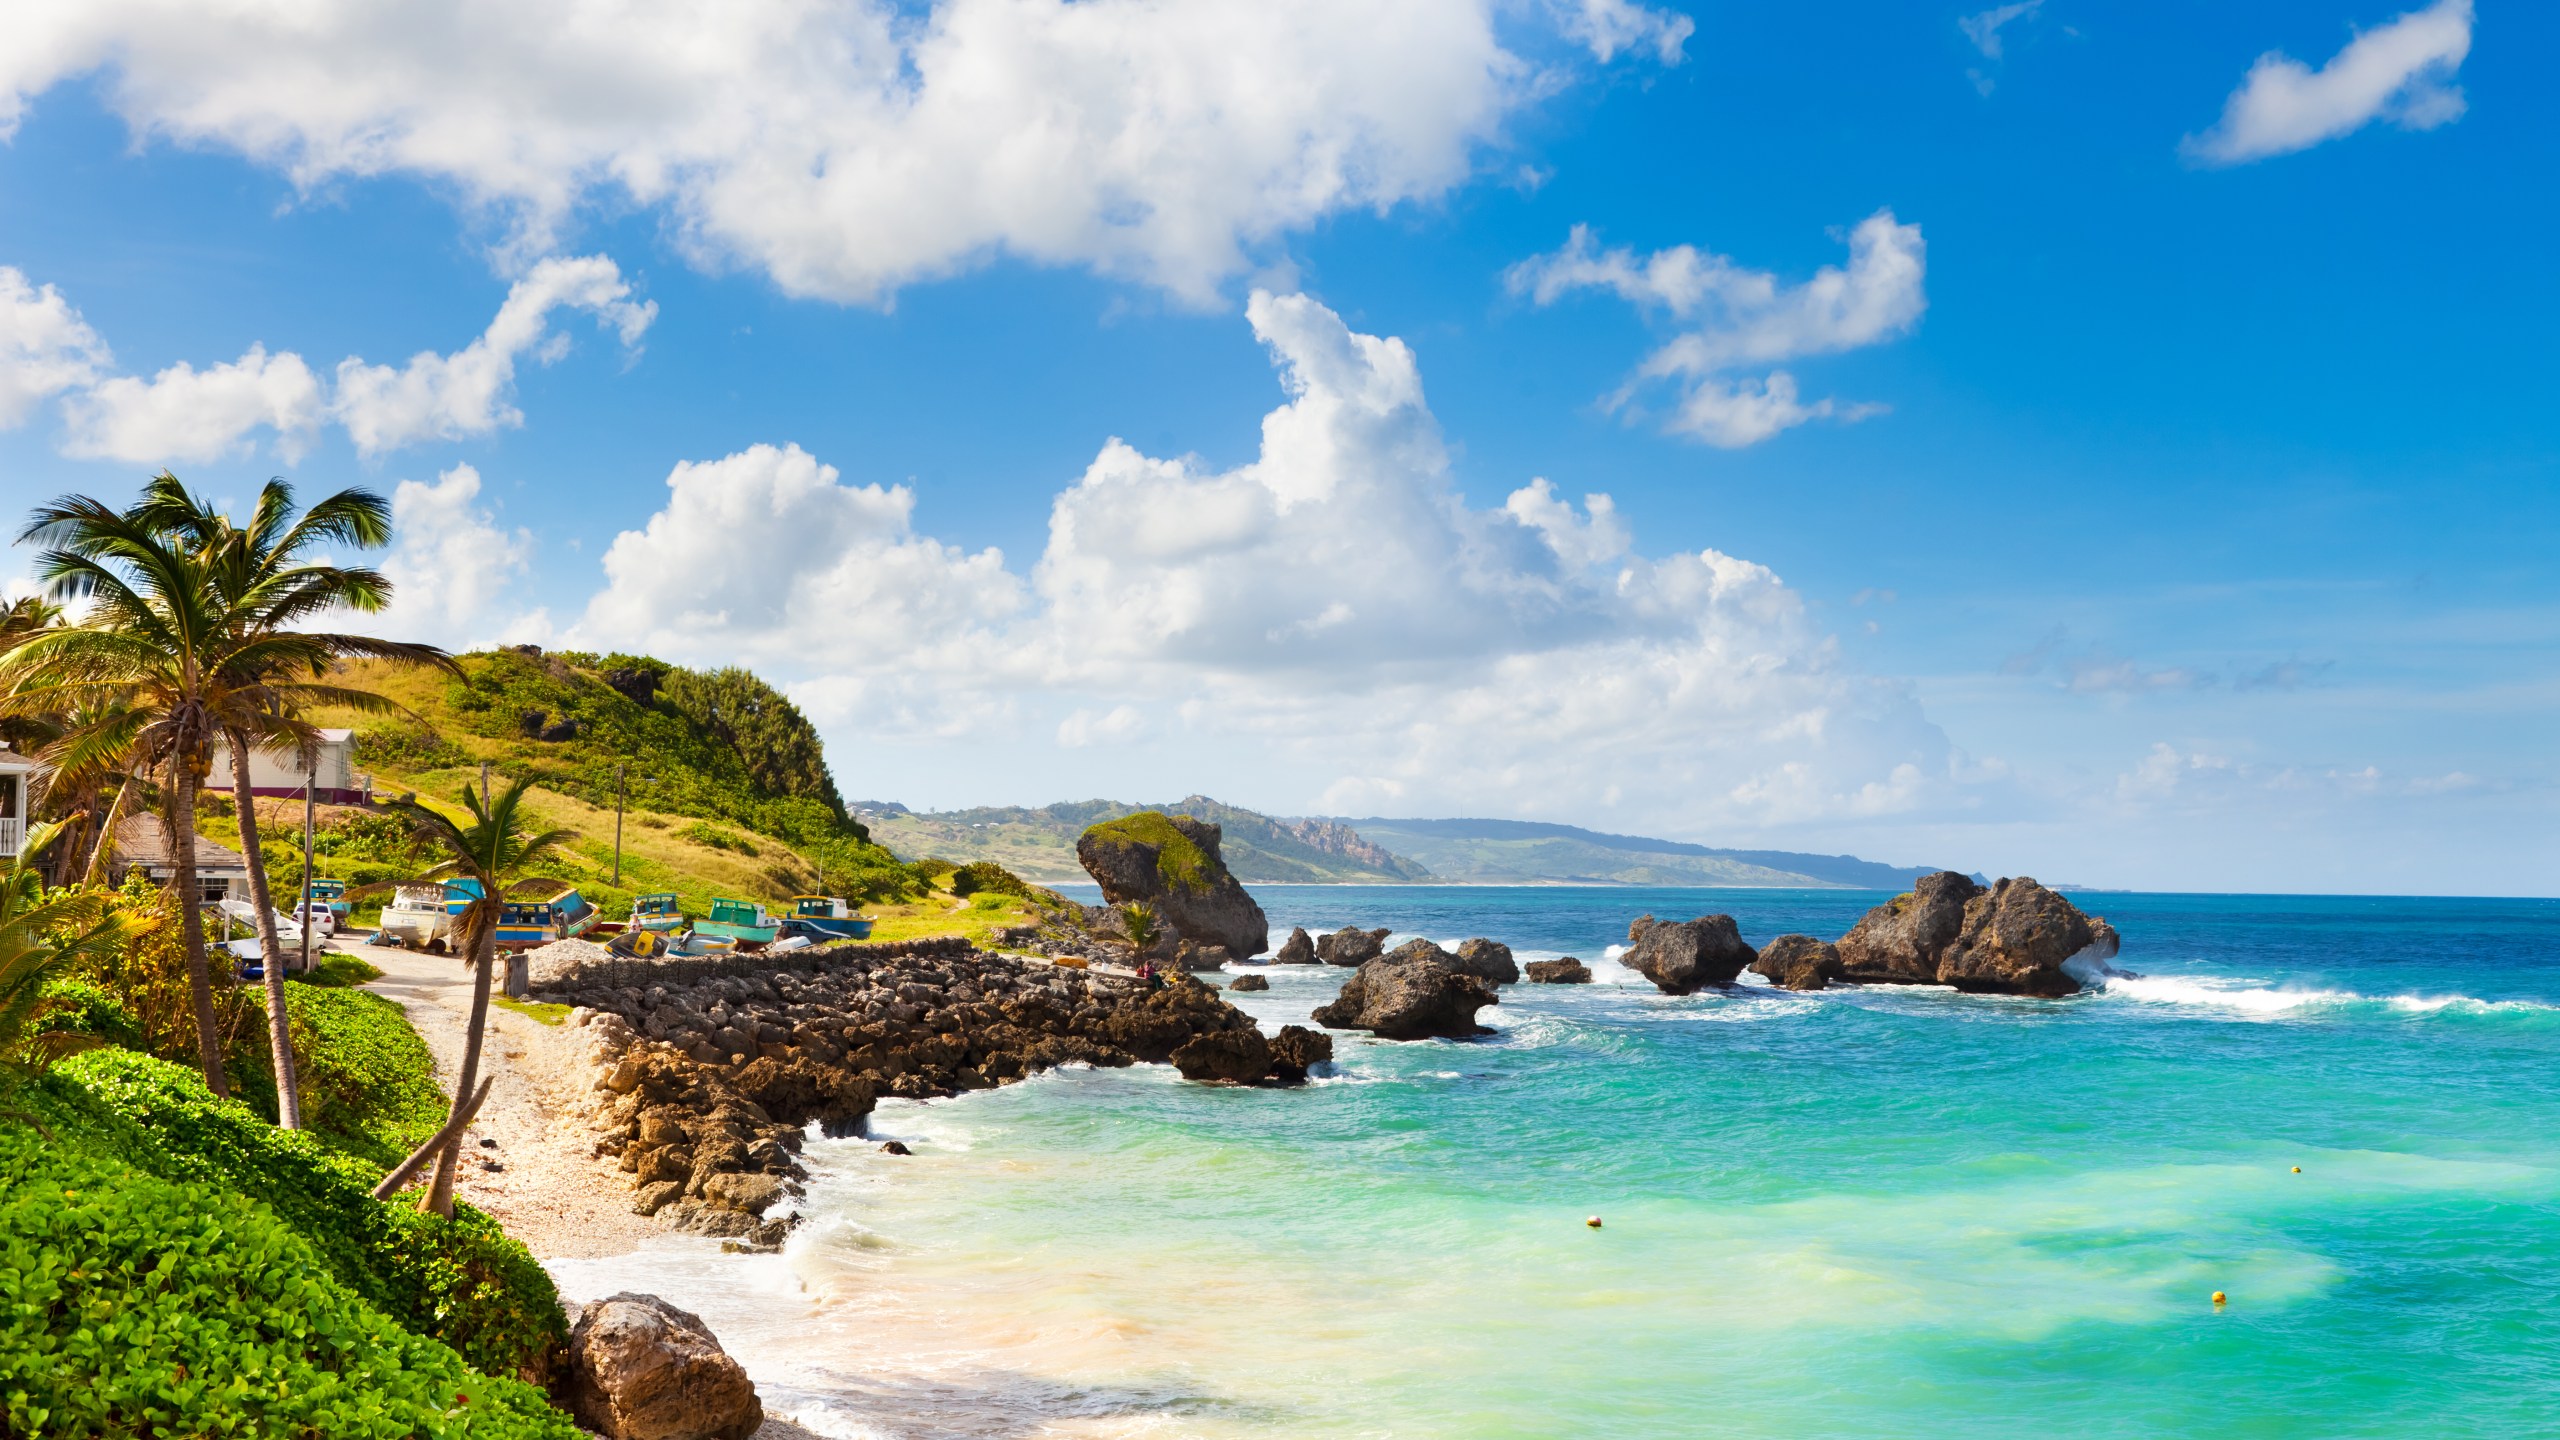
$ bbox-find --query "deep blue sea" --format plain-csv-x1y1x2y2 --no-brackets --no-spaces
555,887,2560,1439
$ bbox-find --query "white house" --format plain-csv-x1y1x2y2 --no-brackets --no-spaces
0,746,32,859
210,729,372,805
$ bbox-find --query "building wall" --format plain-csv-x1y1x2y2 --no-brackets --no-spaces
212,736,365,801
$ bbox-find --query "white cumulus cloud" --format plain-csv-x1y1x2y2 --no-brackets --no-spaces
566,292,1954,831
2185,0,2473,167
0,266,109,426
378,464,539,648
0,0,1688,306
332,254,655,455
1506,210,1926,447
61,344,324,464
34,253,648,464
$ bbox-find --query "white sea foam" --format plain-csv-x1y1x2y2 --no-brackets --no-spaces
2093,971,2555,1019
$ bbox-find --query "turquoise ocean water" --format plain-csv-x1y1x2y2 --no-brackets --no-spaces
554,887,2560,1439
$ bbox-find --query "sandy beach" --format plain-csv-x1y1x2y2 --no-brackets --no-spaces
355,939,829,1439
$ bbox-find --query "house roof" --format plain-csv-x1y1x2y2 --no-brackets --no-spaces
0,746,36,774
114,815,250,873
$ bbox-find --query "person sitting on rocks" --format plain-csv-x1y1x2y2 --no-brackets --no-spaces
1137,960,1162,992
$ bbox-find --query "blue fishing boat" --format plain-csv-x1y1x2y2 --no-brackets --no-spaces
306,878,351,922
629,892,686,933
788,895,874,940
492,885,601,950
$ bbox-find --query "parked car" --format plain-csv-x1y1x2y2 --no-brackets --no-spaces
293,903,339,938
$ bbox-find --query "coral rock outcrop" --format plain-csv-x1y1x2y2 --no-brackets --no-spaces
1076,812,1269,957
1622,914,1756,995
1312,944,1497,1040
562,1292,763,1440
1525,958,1592,984
1749,934,1845,991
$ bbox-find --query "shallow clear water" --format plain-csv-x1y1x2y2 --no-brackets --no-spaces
554,887,2560,1439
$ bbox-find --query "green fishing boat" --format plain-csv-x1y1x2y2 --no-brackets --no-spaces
694,897,780,946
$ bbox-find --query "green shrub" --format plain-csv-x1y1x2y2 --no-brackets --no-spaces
283,982,446,1165
676,821,758,856
31,977,143,1051
29,1051,569,1384
0,1126,578,1439
949,860,1033,899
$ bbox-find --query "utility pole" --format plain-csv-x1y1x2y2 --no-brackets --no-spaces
613,763,626,886
479,758,492,802
297,758,316,976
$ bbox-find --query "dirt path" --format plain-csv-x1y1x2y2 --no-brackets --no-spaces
353,939,659,1260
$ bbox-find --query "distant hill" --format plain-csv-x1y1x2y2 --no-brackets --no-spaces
1335,817,1953,889
858,796,1431,885
860,795,1952,890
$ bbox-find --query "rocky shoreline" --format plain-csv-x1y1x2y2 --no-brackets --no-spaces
534,940,1329,1246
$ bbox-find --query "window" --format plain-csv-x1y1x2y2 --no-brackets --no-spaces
197,877,229,904
0,777,16,819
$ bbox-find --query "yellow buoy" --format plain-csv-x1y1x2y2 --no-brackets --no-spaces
1586,1216,1603,1228
2292,1166,2302,1173
2212,1291,2227,1306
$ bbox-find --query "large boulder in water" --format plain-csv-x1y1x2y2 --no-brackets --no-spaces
1266,1024,1334,1082
1315,926,1390,967
1454,938,1520,986
1622,914,1756,994
563,1292,763,1440
1525,957,1591,984
1273,926,1318,964
1750,934,1844,991
1835,871,1981,984
1170,1027,1270,1083
1935,877,2118,997
1077,812,1268,958
1312,947,1497,1040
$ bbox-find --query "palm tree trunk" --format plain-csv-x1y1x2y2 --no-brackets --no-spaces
229,732,301,1129
167,760,228,1098
81,771,138,889
423,904,496,1218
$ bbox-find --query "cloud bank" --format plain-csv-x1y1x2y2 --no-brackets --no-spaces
1507,210,1926,446
7,254,650,463
1,0,1688,305
558,292,1954,829
2186,0,2473,166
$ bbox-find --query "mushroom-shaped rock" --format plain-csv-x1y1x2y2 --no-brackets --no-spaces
1312,945,1498,1040
1076,812,1269,958
1835,871,1981,985
1454,937,1520,986
1525,957,1592,984
1273,926,1318,964
1621,914,1756,995
564,1292,763,1440
1749,934,1845,991
1936,877,2112,997
1315,926,1390,967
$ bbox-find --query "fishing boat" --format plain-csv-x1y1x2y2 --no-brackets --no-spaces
492,885,602,950
788,895,874,940
666,929,737,957
629,892,686,933
306,878,351,922
693,897,780,946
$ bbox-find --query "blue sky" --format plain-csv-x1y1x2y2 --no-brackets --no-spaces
0,0,2547,893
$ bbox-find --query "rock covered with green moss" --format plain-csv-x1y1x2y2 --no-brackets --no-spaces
1074,811,1269,957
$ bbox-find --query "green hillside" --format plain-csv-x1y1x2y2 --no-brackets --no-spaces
860,795,1432,884
1339,818,1954,888
241,648,921,923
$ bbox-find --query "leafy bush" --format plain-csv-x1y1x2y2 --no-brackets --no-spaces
950,860,1033,899
28,1051,569,1384
0,1126,578,1439
283,982,446,1165
30,977,142,1051
355,721,471,773
676,821,758,856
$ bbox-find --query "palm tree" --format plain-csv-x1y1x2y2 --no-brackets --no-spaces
0,820,144,1099
384,776,573,1217
0,480,446,1102
125,474,454,1128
